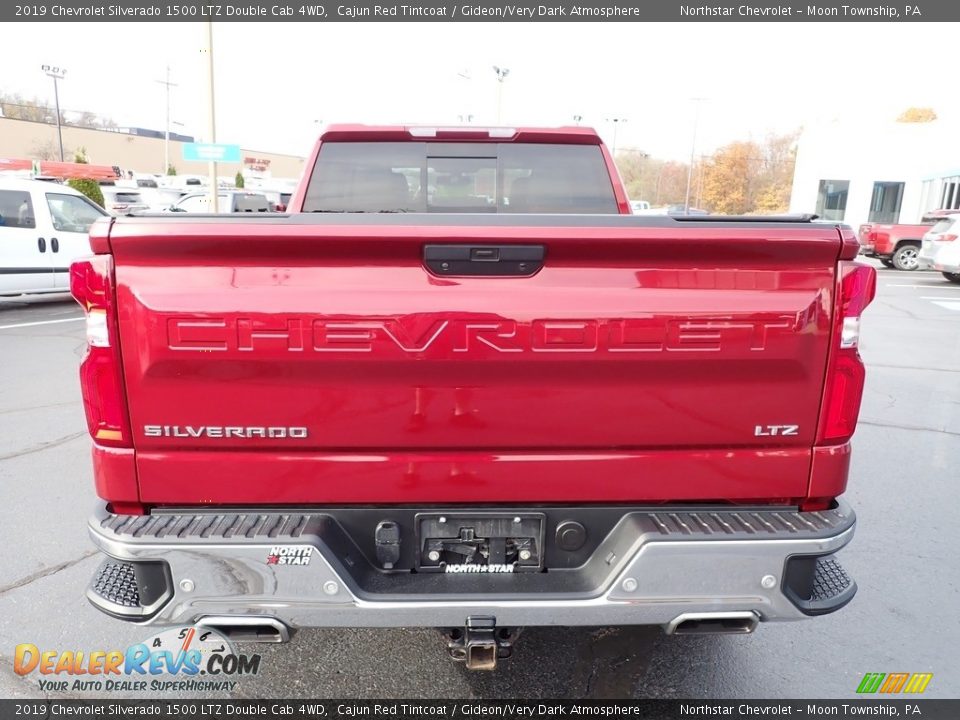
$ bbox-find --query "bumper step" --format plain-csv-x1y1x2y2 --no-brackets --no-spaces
783,554,857,615
86,557,172,619
90,560,141,610
811,556,856,608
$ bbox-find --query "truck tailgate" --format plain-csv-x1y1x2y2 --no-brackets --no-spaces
106,216,842,505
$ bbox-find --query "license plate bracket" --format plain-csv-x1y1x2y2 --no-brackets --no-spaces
415,512,545,573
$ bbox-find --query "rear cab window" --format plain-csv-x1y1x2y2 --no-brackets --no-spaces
303,142,619,214
0,190,36,229
930,218,958,234
234,194,271,212
114,192,144,204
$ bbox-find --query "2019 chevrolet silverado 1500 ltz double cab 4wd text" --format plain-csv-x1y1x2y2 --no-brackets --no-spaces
72,126,875,670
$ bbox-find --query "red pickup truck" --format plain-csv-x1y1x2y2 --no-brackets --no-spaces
73,126,875,670
857,210,956,270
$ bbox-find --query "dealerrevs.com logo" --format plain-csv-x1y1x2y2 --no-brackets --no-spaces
14,627,261,693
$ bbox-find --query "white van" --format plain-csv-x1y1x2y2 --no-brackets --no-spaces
0,178,108,295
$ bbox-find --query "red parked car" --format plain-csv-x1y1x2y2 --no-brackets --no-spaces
858,209,958,270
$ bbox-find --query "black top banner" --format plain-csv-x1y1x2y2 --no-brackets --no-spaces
1,700,959,720
4,0,956,22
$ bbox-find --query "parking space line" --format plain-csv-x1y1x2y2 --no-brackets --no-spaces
920,296,960,300
884,283,960,289
931,301,960,311
0,317,84,331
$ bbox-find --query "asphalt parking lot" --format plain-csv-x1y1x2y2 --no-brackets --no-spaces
1,265,958,700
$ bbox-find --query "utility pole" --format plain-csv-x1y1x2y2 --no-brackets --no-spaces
204,22,218,212
684,98,705,214
156,66,178,176
493,66,510,123
606,118,627,156
696,154,706,209
41,65,66,161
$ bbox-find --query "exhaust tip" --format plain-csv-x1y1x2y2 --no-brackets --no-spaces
197,616,291,644
666,611,759,636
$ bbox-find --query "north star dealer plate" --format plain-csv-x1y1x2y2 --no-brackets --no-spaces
416,513,545,573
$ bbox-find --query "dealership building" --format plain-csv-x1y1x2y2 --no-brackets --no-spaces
789,119,960,229
0,117,306,181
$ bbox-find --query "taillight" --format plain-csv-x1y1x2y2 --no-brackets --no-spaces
939,233,958,242
70,257,132,448
817,262,877,444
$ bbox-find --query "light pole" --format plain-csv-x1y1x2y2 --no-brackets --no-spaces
684,98,706,214
41,65,66,161
606,118,627,156
156,66,178,175
493,66,510,123
637,150,650,201
456,70,474,123
204,22,219,212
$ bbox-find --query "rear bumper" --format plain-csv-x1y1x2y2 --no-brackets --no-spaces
933,259,960,274
87,500,857,631
918,242,938,269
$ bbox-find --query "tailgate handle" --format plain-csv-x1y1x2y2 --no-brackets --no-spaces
424,244,544,277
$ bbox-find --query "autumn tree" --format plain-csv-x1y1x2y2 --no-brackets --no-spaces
615,149,651,201
699,132,798,215
700,141,756,215
897,107,937,123
655,161,692,206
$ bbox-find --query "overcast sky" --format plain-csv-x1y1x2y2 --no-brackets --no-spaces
2,22,952,160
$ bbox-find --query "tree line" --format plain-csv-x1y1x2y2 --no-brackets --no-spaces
1,92,116,130
615,107,937,214
616,131,799,214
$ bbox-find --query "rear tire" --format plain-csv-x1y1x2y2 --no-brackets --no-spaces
879,258,895,268
943,272,960,284
891,243,921,271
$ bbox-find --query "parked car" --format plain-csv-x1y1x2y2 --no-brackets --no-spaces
0,177,107,295
138,187,185,212
259,188,293,212
629,200,651,212
918,213,960,283
666,204,709,216
99,187,149,216
169,190,273,213
159,175,205,190
857,209,957,271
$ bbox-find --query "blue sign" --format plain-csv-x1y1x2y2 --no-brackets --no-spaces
182,143,242,163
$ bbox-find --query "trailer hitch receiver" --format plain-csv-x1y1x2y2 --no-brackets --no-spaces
445,616,517,671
